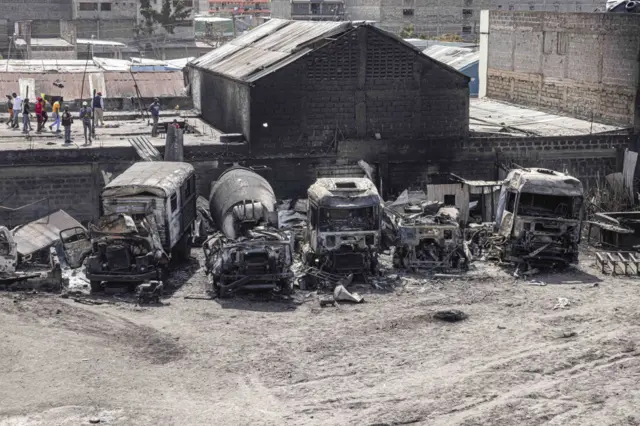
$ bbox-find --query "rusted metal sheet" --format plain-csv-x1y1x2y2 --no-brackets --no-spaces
12,210,85,257
128,136,162,161
103,71,186,98
103,162,194,198
0,72,99,101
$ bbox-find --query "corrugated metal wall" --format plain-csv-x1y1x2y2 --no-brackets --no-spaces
425,183,469,222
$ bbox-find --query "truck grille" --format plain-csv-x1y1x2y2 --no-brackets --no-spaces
106,245,131,271
333,252,365,272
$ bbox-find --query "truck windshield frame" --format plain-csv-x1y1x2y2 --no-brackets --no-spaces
517,192,582,219
318,206,379,232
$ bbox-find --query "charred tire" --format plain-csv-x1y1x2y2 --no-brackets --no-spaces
90,280,102,293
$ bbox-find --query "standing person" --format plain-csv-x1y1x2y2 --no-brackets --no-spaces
41,97,49,129
22,98,31,133
35,97,43,133
49,98,62,133
6,95,13,127
61,107,73,144
93,92,105,127
149,98,160,137
12,93,22,129
79,101,92,145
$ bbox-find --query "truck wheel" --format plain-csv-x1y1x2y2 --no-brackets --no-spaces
90,280,102,293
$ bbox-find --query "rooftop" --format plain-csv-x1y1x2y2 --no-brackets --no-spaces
103,161,195,198
423,45,479,71
470,98,625,137
14,38,72,48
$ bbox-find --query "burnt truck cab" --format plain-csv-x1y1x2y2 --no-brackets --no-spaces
389,206,468,270
495,168,583,266
85,162,197,291
304,177,382,275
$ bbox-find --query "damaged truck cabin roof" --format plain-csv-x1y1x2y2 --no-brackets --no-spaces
504,168,583,197
308,177,381,208
102,162,195,198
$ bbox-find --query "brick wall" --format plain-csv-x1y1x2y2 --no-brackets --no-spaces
486,11,640,129
249,25,469,154
0,133,634,225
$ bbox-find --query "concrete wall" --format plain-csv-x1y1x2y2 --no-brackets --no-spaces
0,0,72,29
72,0,137,20
0,132,633,225
485,11,640,129
270,0,292,19
73,19,136,41
247,26,469,153
344,0,603,40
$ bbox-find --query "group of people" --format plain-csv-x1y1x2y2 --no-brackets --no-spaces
5,92,162,145
5,92,106,145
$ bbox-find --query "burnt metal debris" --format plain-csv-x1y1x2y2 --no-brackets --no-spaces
491,168,584,271
203,166,294,298
84,162,196,292
383,191,469,272
302,177,382,285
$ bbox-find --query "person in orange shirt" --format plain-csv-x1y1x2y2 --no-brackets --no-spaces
49,98,62,133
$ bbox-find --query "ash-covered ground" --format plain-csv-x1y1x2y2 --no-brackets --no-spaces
1,246,639,426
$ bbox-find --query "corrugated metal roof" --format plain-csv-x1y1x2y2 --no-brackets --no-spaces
190,18,352,82
13,210,84,257
470,98,624,136
92,57,131,71
14,38,72,48
103,72,186,98
423,45,479,71
0,60,101,73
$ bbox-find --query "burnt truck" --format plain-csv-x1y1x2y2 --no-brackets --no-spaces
303,177,382,277
203,167,294,297
495,168,584,267
385,205,469,271
83,162,197,291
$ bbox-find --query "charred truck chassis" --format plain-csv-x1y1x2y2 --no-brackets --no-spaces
203,231,294,298
84,215,170,291
204,167,293,297
495,168,583,268
304,178,383,284
393,222,468,271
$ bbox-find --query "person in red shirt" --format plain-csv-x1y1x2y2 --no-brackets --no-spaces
35,97,43,133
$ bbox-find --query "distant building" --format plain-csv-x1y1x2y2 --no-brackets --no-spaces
479,11,640,131
188,19,470,152
423,44,479,96
270,0,344,20
271,0,605,41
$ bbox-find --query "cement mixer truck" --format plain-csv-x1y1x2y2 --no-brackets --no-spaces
202,166,294,298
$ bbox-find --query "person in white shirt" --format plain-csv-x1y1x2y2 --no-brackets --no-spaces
12,93,22,129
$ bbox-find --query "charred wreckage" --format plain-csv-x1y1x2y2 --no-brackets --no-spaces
202,167,294,298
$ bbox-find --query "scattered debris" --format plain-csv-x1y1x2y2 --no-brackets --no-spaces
595,251,640,275
333,284,364,303
135,280,164,304
553,297,571,310
433,309,468,322
559,330,578,338
527,280,547,286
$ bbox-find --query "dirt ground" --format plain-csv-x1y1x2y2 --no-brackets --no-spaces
1,247,640,426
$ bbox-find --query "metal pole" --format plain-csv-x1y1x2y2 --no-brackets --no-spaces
6,36,13,71
92,88,96,137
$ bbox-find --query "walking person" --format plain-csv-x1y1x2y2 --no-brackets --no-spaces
41,98,49,129
22,98,31,133
93,92,105,127
6,95,13,127
61,107,73,144
79,101,92,145
35,97,43,133
149,98,160,137
12,93,22,129
49,98,62,133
